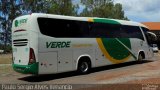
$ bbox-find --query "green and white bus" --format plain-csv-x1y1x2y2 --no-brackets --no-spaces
12,13,156,75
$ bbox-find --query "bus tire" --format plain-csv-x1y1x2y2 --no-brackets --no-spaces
138,52,145,63
77,58,91,74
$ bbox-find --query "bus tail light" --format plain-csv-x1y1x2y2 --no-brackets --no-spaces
29,48,36,64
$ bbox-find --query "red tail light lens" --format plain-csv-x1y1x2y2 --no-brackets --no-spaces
29,48,36,64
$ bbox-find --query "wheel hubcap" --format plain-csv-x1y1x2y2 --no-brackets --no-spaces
80,62,88,72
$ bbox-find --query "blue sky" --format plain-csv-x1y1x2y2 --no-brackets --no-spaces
114,0,160,22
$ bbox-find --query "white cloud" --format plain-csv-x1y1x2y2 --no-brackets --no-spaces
114,0,160,22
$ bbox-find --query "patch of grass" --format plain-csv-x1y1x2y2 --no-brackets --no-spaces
0,54,18,77
0,65,13,74
0,54,12,64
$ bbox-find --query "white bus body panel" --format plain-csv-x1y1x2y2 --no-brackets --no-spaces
12,15,30,65
38,35,96,74
39,52,58,74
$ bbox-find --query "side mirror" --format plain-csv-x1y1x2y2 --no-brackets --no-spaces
146,32,157,44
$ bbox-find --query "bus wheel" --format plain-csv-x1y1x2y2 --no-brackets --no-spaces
78,61,90,74
138,52,144,63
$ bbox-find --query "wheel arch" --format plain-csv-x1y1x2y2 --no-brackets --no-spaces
76,55,92,70
137,50,145,60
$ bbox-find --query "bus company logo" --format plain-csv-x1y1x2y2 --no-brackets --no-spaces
15,20,19,27
15,18,27,27
46,41,71,48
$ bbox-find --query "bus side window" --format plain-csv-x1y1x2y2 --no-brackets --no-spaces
88,22,95,37
91,23,121,38
38,18,91,38
68,21,90,37
121,25,144,40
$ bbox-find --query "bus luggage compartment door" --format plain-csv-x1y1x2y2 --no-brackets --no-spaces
39,52,57,74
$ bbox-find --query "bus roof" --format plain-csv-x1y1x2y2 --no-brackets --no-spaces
26,13,148,28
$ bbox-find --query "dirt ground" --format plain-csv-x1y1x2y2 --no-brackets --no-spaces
0,54,15,77
1,53,160,90
0,54,12,64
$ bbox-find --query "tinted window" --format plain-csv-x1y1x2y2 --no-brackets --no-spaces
141,27,149,38
141,27,152,44
141,27,149,32
121,25,144,40
37,18,89,37
38,17,144,39
91,23,144,39
92,23,121,38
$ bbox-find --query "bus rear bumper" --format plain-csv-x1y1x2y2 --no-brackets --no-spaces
12,62,39,74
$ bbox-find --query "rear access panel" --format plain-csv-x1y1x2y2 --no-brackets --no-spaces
39,52,57,74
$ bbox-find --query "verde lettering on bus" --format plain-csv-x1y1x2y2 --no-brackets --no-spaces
46,41,71,48
15,18,27,27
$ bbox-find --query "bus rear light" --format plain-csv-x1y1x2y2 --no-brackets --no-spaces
29,48,36,64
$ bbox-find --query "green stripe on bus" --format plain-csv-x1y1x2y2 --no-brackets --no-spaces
94,19,121,24
13,62,38,74
96,38,131,64
101,38,131,60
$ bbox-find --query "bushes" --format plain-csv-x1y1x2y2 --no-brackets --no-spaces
0,44,12,54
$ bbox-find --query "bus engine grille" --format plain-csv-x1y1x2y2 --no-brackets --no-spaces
13,39,28,47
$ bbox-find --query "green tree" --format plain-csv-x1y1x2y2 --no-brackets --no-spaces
22,0,78,16
22,0,51,13
48,0,78,16
80,0,128,20
0,0,22,52
112,3,128,20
